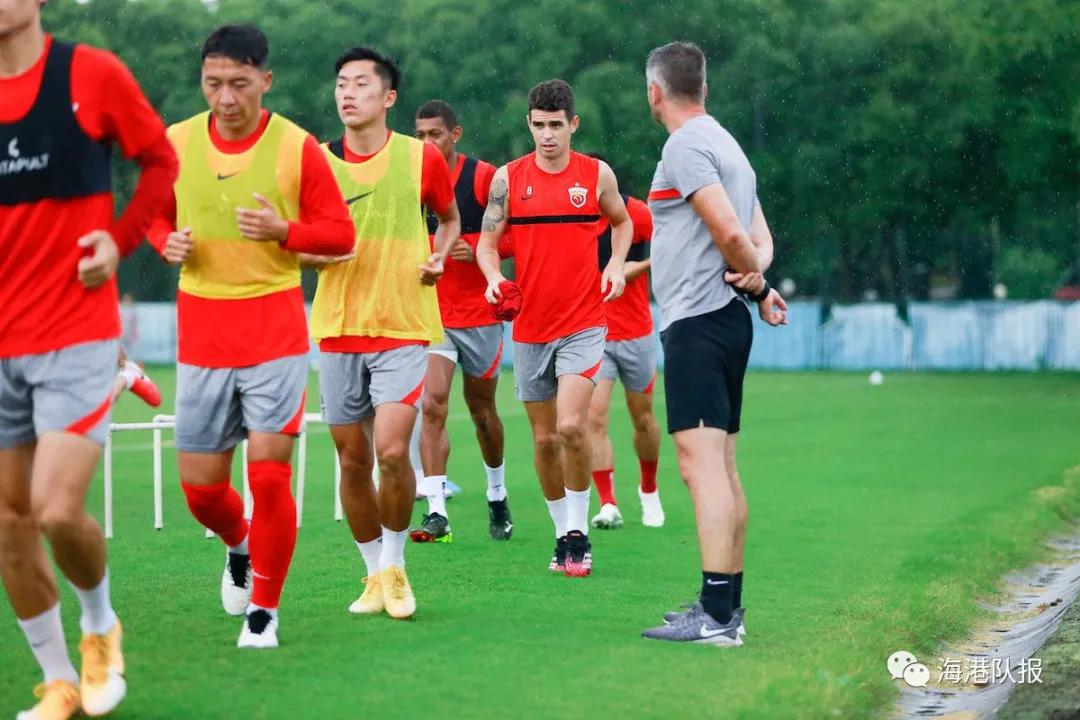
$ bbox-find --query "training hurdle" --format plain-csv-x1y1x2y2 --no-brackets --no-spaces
104,412,344,539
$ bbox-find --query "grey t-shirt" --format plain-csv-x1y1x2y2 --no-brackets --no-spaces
649,115,757,331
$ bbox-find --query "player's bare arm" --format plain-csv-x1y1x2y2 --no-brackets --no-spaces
477,166,510,303
724,199,774,292
235,192,289,242
688,183,762,283
597,161,630,301
625,258,651,282
421,198,460,285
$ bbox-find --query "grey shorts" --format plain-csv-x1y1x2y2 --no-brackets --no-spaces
429,324,504,379
598,335,658,394
175,354,309,453
319,344,427,425
0,339,118,448
513,326,606,402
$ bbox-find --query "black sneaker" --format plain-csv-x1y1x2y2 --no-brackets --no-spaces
548,535,569,572
409,512,453,543
564,530,592,577
488,498,514,540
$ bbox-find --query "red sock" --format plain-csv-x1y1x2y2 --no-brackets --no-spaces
180,479,249,547
639,459,658,494
247,460,297,610
592,468,617,506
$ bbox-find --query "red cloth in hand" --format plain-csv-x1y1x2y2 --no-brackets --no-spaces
493,280,523,322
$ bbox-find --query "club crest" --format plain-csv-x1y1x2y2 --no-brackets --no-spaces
568,185,588,209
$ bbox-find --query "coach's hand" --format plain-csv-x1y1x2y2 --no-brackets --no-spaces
163,227,194,265
298,252,356,269
724,270,766,295
76,230,120,289
758,288,789,327
419,252,445,285
484,275,507,304
601,262,626,302
449,239,475,263
236,193,289,243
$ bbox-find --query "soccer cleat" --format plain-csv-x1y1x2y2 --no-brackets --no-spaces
348,575,385,615
121,361,161,408
237,609,279,649
564,530,593,578
591,503,623,530
643,604,743,646
16,680,81,720
639,488,665,528
409,512,453,543
221,550,253,616
380,566,416,619
79,620,126,716
663,603,746,636
548,535,569,572
488,498,513,540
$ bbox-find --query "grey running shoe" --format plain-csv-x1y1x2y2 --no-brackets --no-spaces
409,512,453,543
663,604,746,636
643,604,743,646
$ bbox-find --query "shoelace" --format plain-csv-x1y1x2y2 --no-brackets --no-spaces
33,681,80,710
80,634,110,685
387,569,408,598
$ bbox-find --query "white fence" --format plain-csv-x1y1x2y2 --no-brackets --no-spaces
103,412,343,539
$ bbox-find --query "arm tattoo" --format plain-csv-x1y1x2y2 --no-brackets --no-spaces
482,178,508,232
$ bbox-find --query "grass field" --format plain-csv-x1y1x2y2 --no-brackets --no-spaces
1,369,1079,719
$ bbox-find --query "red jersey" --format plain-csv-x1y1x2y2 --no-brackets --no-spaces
427,153,499,329
0,36,176,357
505,151,604,343
317,132,455,353
147,110,354,367
600,196,653,341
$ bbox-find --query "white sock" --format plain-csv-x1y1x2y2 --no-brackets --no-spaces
545,496,568,538
120,360,142,389
423,475,448,517
228,534,249,555
356,538,382,577
70,570,117,636
566,487,591,535
485,462,507,502
17,604,79,685
380,527,407,570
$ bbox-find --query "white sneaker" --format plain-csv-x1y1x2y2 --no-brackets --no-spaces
639,488,665,527
221,551,252,616
237,609,278,649
591,503,623,529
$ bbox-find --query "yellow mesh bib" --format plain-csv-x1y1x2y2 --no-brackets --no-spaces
170,112,305,299
310,133,443,343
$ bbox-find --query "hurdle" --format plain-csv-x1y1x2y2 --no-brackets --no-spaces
104,412,343,539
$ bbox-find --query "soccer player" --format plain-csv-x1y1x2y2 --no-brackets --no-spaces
476,80,631,578
639,42,787,645
305,48,458,619
0,0,178,715
580,160,664,530
412,99,512,543
147,24,354,649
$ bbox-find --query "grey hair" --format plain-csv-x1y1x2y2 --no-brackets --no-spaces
645,41,707,103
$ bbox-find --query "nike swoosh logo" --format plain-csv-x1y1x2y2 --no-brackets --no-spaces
345,191,374,205
700,624,734,638
30,640,48,649
705,579,728,586
216,172,238,180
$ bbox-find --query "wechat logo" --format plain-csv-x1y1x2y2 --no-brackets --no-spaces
888,650,930,688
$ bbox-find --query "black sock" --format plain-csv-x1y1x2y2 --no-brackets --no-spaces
699,572,734,624
733,571,744,610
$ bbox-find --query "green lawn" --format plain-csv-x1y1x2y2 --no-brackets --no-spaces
2,370,1079,719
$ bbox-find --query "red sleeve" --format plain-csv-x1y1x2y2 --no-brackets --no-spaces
421,142,455,216
626,196,653,244
70,46,177,256
473,160,498,208
282,136,355,255
146,191,176,256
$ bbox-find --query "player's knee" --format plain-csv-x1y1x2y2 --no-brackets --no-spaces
631,410,657,435
534,433,563,460
423,394,450,426
468,401,496,432
0,500,33,545
33,499,84,539
556,417,587,448
376,441,410,475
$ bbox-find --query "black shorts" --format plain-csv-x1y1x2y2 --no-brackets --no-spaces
660,299,753,434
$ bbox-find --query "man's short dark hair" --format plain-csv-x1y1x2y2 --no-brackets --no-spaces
416,100,458,129
528,80,575,119
646,41,706,103
335,47,400,91
202,24,269,69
